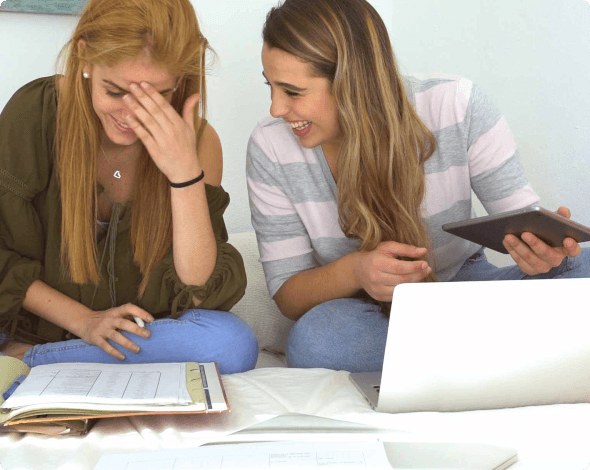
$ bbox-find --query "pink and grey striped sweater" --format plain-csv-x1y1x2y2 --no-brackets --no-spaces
246,74,539,298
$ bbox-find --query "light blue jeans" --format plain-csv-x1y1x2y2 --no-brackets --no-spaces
287,247,590,373
2,310,258,374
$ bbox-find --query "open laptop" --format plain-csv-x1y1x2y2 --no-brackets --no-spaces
350,278,590,413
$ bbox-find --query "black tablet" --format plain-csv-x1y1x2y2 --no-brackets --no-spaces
441,206,590,254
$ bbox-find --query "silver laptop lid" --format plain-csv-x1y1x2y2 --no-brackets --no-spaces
378,278,590,413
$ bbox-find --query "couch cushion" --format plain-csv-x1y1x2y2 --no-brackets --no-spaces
229,232,294,356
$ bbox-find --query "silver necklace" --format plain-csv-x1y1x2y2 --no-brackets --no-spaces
100,147,122,179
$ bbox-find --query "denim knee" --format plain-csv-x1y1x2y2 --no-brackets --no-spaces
286,298,387,372
182,310,259,374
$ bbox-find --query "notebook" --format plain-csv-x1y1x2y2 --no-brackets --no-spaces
0,360,228,435
350,278,590,413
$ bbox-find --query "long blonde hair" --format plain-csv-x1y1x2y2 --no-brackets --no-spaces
56,0,211,296
263,0,437,282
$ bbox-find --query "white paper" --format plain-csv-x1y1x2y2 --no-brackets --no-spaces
4,362,190,409
93,441,392,470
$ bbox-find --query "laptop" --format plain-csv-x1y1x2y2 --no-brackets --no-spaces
350,278,590,413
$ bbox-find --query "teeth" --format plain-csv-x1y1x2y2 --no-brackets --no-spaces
290,121,311,131
113,116,130,129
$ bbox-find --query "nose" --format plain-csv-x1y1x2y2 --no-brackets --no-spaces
269,93,289,118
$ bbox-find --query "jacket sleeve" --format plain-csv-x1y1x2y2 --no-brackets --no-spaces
159,184,247,317
0,78,57,334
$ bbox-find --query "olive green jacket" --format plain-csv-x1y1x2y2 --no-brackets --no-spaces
0,76,246,344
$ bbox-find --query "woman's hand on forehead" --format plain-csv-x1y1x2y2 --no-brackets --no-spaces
121,81,203,181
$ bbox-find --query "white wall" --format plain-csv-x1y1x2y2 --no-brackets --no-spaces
1,1,589,249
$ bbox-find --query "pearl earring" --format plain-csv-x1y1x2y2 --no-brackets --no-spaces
83,72,90,79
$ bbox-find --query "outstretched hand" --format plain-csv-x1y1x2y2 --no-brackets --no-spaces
503,206,581,275
122,82,202,182
78,303,154,360
353,241,432,301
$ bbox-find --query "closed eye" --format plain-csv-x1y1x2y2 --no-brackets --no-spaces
264,81,299,98
106,89,127,98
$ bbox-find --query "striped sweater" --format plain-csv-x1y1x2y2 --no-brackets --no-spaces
246,74,539,299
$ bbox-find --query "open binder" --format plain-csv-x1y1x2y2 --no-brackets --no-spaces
0,357,229,436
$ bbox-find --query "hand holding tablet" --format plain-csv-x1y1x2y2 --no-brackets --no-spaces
442,206,590,254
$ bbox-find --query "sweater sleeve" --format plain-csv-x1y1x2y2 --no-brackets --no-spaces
0,77,56,331
246,126,319,299
465,82,540,214
161,184,247,317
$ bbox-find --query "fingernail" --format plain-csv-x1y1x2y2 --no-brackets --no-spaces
119,355,125,361
130,83,140,91
124,114,132,121
123,94,131,101
140,82,149,89
134,346,140,353
142,331,149,338
421,262,428,270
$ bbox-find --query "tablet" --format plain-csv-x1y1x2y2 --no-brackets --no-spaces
441,206,590,254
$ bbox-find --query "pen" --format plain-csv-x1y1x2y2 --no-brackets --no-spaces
2,374,26,400
133,316,145,328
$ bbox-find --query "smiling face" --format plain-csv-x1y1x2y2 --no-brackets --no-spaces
261,43,342,150
83,53,177,149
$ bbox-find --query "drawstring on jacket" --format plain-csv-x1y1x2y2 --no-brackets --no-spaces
91,202,124,310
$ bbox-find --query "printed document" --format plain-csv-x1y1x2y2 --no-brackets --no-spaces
94,441,392,469
4,362,192,409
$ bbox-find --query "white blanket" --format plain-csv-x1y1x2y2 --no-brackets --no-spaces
1,368,589,470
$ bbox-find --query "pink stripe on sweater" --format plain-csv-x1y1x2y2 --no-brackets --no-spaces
293,201,345,240
259,236,313,262
468,117,517,177
414,80,471,132
422,166,472,217
252,121,319,165
247,177,295,216
482,184,540,214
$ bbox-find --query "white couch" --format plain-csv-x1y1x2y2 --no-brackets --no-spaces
3,232,590,470
228,231,293,369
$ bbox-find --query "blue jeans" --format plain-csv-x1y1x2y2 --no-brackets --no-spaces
287,247,590,372
4,310,258,374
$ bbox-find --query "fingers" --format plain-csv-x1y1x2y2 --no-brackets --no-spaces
556,206,571,219
116,304,153,340
377,241,428,259
108,330,141,355
182,93,201,131
125,82,174,128
377,258,431,279
503,233,564,275
123,91,165,138
356,249,432,302
85,304,154,360
122,303,155,324
562,237,582,257
123,113,157,151
95,339,127,361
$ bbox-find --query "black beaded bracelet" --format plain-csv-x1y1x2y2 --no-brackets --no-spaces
169,170,205,188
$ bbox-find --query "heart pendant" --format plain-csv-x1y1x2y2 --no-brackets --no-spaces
113,171,122,179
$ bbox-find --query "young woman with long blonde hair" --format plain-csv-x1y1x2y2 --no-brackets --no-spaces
0,0,257,373
247,0,589,372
